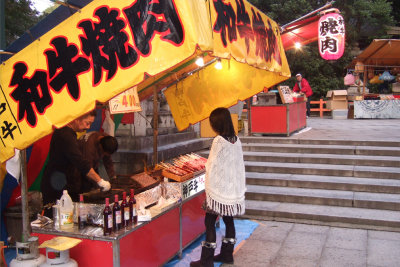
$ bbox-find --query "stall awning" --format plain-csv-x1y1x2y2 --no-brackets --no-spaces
164,0,290,130
281,15,320,51
280,1,335,51
0,0,213,162
347,39,400,68
0,0,291,162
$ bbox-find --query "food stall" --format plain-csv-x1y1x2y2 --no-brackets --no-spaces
250,86,307,136
0,0,292,266
347,39,400,119
32,165,207,267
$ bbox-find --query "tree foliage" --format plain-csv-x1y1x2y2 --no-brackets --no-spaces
248,0,397,100
5,0,40,47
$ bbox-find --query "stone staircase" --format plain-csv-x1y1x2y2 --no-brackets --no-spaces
200,137,400,231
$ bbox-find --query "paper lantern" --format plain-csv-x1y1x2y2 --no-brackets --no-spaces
379,71,395,81
344,73,355,85
367,67,374,79
369,75,384,84
354,61,364,73
318,13,345,60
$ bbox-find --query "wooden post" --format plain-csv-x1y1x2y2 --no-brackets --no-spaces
363,68,367,96
153,87,158,166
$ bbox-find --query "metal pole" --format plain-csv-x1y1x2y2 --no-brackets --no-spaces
153,87,158,165
280,1,335,32
247,98,251,136
20,150,31,242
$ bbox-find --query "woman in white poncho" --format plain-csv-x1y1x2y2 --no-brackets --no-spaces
190,107,246,267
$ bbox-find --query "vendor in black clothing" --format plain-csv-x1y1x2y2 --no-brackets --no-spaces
41,110,111,207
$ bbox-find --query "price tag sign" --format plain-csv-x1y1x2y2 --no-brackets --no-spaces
109,86,142,114
181,173,205,200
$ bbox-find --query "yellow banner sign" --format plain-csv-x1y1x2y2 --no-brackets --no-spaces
165,0,290,130
210,0,290,74
0,0,213,162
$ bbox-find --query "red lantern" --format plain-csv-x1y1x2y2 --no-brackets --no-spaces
318,13,345,60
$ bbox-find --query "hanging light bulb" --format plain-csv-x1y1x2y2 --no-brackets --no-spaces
195,56,204,67
215,58,222,70
295,42,302,49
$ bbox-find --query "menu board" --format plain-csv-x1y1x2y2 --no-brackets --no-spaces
278,86,294,104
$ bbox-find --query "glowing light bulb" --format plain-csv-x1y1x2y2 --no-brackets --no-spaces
295,42,302,49
195,57,204,67
215,59,222,70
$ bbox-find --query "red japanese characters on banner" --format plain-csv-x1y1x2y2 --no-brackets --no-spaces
318,13,345,60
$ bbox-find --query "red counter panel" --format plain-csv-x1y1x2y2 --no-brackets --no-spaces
182,192,206,247
32,233,114,267
119,207,180,267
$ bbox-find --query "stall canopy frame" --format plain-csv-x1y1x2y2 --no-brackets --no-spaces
0,0,291,163
1,0,292,243
280,1,335,51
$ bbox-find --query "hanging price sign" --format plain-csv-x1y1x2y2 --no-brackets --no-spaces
109,86,142,114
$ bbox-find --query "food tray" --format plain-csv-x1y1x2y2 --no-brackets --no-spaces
162,169,193,182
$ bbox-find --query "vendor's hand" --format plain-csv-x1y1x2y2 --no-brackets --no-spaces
97,179,111,192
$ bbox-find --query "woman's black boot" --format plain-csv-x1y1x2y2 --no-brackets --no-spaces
190,241,216,267
213,237,236,264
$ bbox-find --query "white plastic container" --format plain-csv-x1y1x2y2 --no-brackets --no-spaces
59,190,74,230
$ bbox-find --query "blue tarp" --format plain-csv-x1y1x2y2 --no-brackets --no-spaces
165,219,259,267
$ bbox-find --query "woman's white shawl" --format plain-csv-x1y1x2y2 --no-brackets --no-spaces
205,135,246,216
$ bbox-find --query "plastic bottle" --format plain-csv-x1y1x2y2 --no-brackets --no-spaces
52,200,60,230
113,194,122,231
103,198,113,236
129,189,137,225
121,192,129,228
59,190,74,230
78,194,87,230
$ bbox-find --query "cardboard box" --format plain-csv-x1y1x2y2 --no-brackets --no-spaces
326,90,348,110
326,100,348,110
200,114,238,137
326,90,348,100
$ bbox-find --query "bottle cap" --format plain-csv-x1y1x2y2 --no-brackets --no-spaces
105,198,109,205
123,191,126,199
115,194,119,202
79,194,84,202
130,188,134,195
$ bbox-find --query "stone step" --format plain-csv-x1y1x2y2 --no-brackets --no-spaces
244,161,400,180
242,151,400,167
241,143,400,157
246,185,400,211
246,172,400,194
115,131,200,150
240,137,400,147
243,200,400,231
113,138,212,175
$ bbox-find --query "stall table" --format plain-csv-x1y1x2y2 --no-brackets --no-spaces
250,101,306,136
354,99,400,118
32,174,206,267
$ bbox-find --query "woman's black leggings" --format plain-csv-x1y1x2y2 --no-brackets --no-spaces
204,212,235,242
